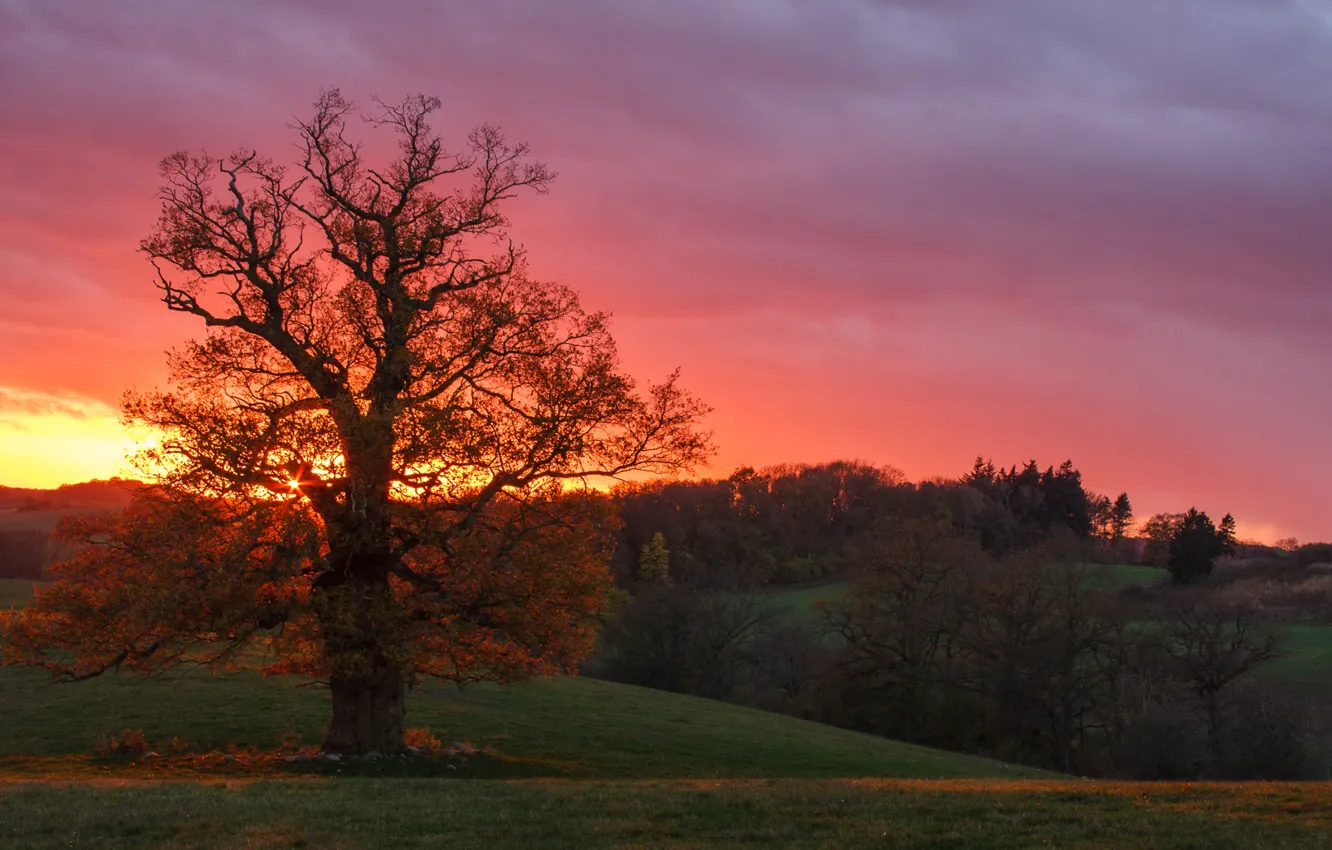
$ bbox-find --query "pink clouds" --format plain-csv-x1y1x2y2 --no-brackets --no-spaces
0,0,1329,540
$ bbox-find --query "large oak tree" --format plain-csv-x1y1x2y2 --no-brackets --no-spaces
2,91,710,754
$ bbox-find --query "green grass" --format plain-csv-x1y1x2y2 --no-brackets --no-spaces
3,778,1330,849
769,581,848,621
0,578,39,608
1267,624,1332,692
0,667,1036,780
4,574,1332,847
0,673,1330,850
1083,562,1169,590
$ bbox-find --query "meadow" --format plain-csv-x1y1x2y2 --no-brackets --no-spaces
1,662,1331,849
7,777,1332,849
5,573,1332,847
0,665,1037,780
0,508,96,533
1269,624,1332,693
0,578,39,608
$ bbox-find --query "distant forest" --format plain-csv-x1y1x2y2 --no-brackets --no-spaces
2,462,1319,586
0,478,141,512
610,458,1260,588
593,459,1332,780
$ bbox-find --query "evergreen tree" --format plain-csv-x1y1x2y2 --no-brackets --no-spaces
1218,513,1237,554
962,456,997,486
1168,508,1233,584
637,532,672,585
1109,493,1134,540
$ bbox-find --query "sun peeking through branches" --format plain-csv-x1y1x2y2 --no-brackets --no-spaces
1,90,711,755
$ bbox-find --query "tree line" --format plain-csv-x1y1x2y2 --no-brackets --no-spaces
588,459,1324,779
607,458,1238,590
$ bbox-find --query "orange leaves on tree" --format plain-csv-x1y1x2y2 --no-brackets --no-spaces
2,489,322,680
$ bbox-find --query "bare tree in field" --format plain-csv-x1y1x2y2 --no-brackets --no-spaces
1161,605,1279,764
3,90,710,754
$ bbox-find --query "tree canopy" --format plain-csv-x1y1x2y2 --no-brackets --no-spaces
1,90,710,754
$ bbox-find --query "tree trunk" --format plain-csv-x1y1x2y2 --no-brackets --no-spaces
314,539,408,755
324,672,406,754
1205,693,1223,764
314,433,404,755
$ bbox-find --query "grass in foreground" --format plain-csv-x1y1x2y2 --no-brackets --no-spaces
4,572,1331,849
2,778,1330,849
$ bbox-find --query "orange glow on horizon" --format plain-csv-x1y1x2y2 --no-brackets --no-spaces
0,390,1300,546
0,413,137,489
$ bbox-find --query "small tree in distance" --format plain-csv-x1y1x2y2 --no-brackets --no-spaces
637,532,672,585
1,91,711,754
1168,508,1236,585
1141,512,1185,568
1110,493,1134,540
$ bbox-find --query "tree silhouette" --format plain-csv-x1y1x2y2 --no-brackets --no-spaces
1168,508,1234,585
2,91,710,754
1109,493,1134,540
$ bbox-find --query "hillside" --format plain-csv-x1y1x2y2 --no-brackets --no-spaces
0,666,1329,848
0,572,1036,779
3,588,1331,847
0,663,1037,780
0,478,141,511
0,479,140,580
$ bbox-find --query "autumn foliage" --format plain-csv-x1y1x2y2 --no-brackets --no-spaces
3,486,614,685
0,90,709,753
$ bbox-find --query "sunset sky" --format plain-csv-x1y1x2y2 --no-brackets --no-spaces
1,1,1330,542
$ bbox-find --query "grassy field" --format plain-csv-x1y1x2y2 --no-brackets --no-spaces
1267,624,1332,692
0,665,1038,780
4,573,1332,847
770,581,848,619
0,578,39,608
1084,561,1169,589
4,777,1331,849
0,675,1329,850
0,508,98,533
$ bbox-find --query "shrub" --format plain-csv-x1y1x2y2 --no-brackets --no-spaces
164,736,190,755
404,726,441,752
94,728,148,761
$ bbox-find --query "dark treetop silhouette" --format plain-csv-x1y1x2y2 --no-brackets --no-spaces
1,90,711,754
